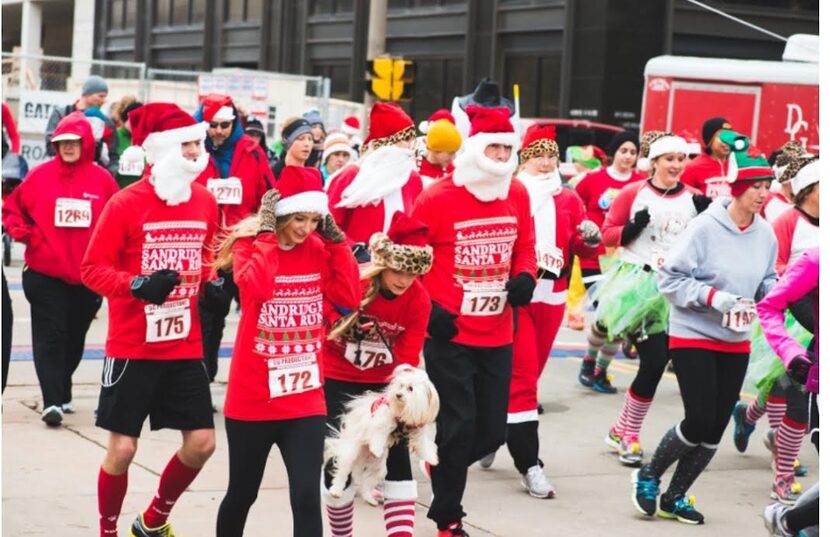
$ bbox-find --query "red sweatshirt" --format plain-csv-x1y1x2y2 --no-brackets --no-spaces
327,163,424,244
80,177,219,359
2,103,20,153
195,134,276,231
224,233,361,421
681,153,730,198
574,167,642,270
3,112,118,285
323,278,430,384
772,207,818,274
411,178,537,347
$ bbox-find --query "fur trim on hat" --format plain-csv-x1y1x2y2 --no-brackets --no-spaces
648,135,688,161
520,138,559,164
791,159,819,197
275,190,330,217
360,125,417,155
143,122,208,164
368,232,433,275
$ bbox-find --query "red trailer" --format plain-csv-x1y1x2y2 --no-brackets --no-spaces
640,35,818,156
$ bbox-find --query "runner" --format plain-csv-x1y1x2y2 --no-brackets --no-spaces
321,210,433,537
418,113,462,187
478,123,600,499
3,111,118,425
680,116,734,199
214,166,360,537
632,145,777,525
411,105,536,536
80,103,220,537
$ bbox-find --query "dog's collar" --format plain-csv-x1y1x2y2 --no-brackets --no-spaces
371,395,388,415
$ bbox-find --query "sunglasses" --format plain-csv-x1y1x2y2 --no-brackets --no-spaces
209,121,232,129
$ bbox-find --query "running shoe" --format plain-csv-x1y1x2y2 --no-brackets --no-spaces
578,359,595,387
478,451,496,469
764,502,797,537
631,468,660,517
537,403,545,415
793,459,807,477
41,405,63,427
437,522,469,536
592,369,618,394
618,436,644,467
657,495,705,525
520,465,556,499
130,514,177,537
732,402,756,453
604,430,622,452
771,477,802,506
61,401,75,414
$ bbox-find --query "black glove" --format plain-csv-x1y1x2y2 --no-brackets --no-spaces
131,269,181,305
351,242,371,263
204,277,232,316
505,272,535,307
786,353,813,385
427,301,458,341
621,208,651,245
692,194,713,214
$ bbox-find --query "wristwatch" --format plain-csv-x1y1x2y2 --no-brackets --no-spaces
130,276,148,291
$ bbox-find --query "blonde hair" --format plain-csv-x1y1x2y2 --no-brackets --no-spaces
214,213,300,271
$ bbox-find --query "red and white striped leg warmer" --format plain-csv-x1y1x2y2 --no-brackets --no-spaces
744,397,767,426
774,416,807,482
383,480,417,537
609,390,632,438
766,395,787,430
323,482,354,537
621,389,652,440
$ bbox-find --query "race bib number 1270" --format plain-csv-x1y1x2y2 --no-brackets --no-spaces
207,177,243,205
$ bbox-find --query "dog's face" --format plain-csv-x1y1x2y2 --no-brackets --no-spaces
386,365,439,427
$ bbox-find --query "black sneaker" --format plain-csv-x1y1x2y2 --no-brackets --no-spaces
438,522,469,536
578,359,595,387
130,514,177,536
731,402,755,453
631,468,660,516
592,369,618,394
658,495,705,525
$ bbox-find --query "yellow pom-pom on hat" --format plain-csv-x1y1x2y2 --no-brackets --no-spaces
426,119,462,153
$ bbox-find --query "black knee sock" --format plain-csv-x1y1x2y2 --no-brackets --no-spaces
642,425,697,480
506,421,540,474
784,495,819,531
664,444,717,501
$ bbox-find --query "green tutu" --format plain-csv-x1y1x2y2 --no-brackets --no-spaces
590,257,669,340
742,312,812,405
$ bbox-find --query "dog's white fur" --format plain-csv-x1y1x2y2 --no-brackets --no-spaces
326,364,440,505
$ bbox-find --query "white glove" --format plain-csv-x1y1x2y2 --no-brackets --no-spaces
577,220,602,246
711,291,741,314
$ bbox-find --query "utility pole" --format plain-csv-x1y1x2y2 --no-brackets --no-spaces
363,0,388,136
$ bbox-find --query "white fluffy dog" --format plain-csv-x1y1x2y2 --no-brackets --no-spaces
326,364,440,506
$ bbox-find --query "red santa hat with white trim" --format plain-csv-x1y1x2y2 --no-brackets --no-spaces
201,93,236,122
128,102,207,165
274,166,330,217
340,115,360,136
465,105,519,148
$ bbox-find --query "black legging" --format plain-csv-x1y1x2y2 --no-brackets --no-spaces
216,416,326,537
629,332,669,399
2,270,12,393
671,348,749,445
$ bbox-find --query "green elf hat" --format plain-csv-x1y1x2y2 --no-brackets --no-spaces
718,130,750,152
726,142,774,197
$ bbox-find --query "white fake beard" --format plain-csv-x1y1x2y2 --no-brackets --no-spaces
516,170,562,215
151,149,209,206
335,145,414,208
452,135,518,202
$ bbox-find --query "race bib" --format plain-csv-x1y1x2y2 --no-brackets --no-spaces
145,299,191,343
705,179,732,199
344,341,393,370
268,354,321,398
650,247,668,269
207,177,243,205
54,198,92,228
537,245,564,277
722,298,757,333
460,290,507,316
118,159,144,176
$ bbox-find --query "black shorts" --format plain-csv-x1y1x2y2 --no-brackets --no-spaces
96,357,214,438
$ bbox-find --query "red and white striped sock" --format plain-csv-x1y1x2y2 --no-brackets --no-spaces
609,390,632,438
326,501,353,537
767,395,787,429
621,389,652,440
384,500,415,537
774,416,807,482
744,398,767,426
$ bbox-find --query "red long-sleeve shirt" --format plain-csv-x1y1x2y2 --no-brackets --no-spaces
223,233,361,421
681,153,730,198
80,177,219,359
411,177,537,347
323,278,430,384
772,207,818,275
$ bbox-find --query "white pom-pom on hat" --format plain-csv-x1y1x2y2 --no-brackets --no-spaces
636,157,651,172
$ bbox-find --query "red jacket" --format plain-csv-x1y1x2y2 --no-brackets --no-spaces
681,153,730,198
3,112,118,285
224,233,361,421
326,163,424,245
574,167,642,270
195,134,276,231
80,177,219,359
323,278,429,384
411,178,537,347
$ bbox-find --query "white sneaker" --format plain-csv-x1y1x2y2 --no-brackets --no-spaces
479,451,497,469
763,502,795,537
41,405,63,426
521,465,556,499
61,401,75,414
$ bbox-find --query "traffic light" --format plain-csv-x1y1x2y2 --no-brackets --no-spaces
366,57,415,102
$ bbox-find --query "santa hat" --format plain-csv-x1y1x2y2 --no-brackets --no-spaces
636,131,684,172
426,119,462,153
201,93,235,122
273,166,329,217
465,105,518,146
362,102,416,152
418,108,455,134
519,123,558,163
128,102,207,164
789,157,819,197
366,211,433,276
772,140,807,183
117,144,146,176
322,132,353,162
340,115,360,136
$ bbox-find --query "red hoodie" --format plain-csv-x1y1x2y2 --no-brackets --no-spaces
3,112,118,285
680,152,730,198
195,134,276,231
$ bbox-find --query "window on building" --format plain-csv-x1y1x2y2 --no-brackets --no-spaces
400,58,464,123
109,0,124,29
172,0,189,24
155,0,171,25
311,0,355,14
225,0,262,22
155,0,206,26
503,55,561,118
312,63,351,100
389,0,465,7
191,0,206,22
124,0,136,28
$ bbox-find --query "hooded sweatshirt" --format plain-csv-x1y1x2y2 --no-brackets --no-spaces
2,112,119,285
657,199,778,351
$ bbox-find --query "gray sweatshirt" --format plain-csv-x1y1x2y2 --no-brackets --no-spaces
657,199,778,344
